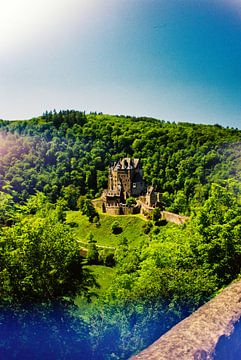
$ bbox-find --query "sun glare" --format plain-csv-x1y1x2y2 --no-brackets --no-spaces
0,0,96,58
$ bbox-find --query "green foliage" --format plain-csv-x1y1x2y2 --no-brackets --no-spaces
61,184,80,210
78,197,99,223
85,233,99,265
194,180,241,284
98,250,115,267
168,190,188,215
66,211,148,248
0,192,15,225
152,207,161,224
0,195,95,303
142,221,153,234
0,111,241,215
126,197,137,207
1,112,241,358
152,226,160,235
86,243,99,265
75,221,219,359
111,221,123,234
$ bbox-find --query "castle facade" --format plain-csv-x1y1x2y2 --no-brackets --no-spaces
102,158,160,215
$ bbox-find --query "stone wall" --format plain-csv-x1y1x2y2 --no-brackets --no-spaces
105,206,121,215
105,204,140,215
99,198,189,224
130,280,241,360
161,211,189,225
138,200,153,214
121,205,140,215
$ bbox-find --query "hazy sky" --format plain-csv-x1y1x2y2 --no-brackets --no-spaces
1,0,241,128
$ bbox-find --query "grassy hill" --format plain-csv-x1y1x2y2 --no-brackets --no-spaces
66,211,149,248
67,210,150,300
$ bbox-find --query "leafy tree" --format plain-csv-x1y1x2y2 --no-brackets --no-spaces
1,110,241,359
61,184,80,210
0,192,15,225
86,233,99,264
152,207,161,224
195,181,241,284
0,110,240,212
142,221,153,234
168,190,188,215
78,197,99,223
0,197,95,303
126,197,137,207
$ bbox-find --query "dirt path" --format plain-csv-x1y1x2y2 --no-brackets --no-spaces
78,240,115,251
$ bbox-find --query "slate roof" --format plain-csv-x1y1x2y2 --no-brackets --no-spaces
113,158,139,171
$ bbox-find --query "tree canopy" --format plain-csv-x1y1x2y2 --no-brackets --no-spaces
1,111,241,358
0,111,240,215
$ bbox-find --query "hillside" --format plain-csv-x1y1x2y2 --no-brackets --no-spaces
1,111,241,359
0,111,241,215
66,211,148,248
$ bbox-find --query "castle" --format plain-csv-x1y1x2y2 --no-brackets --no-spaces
102,158,160,215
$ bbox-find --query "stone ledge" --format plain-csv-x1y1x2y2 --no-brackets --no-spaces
131,280,241,360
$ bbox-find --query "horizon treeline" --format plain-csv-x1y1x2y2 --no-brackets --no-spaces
0,110,241,215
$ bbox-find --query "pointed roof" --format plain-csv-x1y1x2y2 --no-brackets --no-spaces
113,158,140,171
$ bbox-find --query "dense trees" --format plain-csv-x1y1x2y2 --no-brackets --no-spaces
0,192,15,225
0,111,240,215
194,180,241,284
1,111,241,358
0,194,95,304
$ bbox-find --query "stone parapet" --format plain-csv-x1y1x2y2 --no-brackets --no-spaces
131,280,241,360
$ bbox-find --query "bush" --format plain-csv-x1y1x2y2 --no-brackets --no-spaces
152,226,160,235
92,215,100,227
99,250,115,267
111,221,123,234
142,221,153,234
86,243,99,264
126,197,137,207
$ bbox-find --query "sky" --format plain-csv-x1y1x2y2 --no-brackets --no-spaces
1,0,241,128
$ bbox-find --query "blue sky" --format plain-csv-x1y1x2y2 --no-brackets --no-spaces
1,0,241,128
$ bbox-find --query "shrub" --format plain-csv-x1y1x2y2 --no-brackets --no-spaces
111,221,123,234
152,207,161,224
142,221,153,234
126,197,137,207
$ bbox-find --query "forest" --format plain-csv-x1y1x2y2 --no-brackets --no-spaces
1,110,241,359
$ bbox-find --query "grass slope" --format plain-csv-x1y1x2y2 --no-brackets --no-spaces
66,211,149,248
75,265,116,309
68,211,149,303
